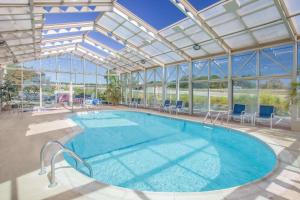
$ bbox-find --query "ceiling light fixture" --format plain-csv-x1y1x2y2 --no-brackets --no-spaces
141,59,146,64
193,44,201,51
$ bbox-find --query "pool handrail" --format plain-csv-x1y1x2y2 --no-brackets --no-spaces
39,140,93,188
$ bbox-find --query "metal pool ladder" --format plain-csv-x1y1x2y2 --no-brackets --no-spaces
39,140,93,188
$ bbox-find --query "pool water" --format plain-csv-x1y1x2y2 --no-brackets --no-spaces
64,110,276,192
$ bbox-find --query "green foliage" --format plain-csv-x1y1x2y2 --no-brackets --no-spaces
105,73,121,105
0,78,17,107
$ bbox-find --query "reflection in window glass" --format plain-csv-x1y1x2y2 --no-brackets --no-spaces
57,54,71,73
85,74,97,84
42,71,56,84
210,82,228,111
232,51,256,77
260,44,293,76
210,57,228,80
85,60,97,74
24,60,40,71
192,82,208,114
233,80,257,113
71,55,83,73
192,60,208,81
259,79,291,116
41,57,56,72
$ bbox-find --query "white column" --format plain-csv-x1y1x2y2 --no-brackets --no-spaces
83,58,86,102
162,65,166,103
144,69,147,107
39,59,42,109
291,41,298,120
228,52,232,111
208,59,211,111
70,55,73,106
256,50,260,112
176,65,179,101
188,61,193,115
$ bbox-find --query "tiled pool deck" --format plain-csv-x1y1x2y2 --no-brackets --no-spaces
0,106,300,200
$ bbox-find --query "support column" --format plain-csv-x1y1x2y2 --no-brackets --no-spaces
188,61,193,115
144,69,147,107
176,65,179,101
39,59,42,109
291,41,298,120
228,52,233,111
256,50,260,112
162,65,166,103
83,58,86,103
70,55,73,106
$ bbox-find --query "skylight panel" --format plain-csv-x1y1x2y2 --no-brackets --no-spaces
44,12,100,24
88,31,125,51
80,42,110,58
42,32,84,39
188,0,221,11
117,0,186,30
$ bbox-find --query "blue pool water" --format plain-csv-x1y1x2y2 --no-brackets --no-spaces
64,110,276,192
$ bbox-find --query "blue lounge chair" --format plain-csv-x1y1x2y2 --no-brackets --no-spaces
227,104,246,123
160,99,171,112
171,100,183,115
254,105,275,128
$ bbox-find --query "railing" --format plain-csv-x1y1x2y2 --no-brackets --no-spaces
203,111,228,125
39,140,93,188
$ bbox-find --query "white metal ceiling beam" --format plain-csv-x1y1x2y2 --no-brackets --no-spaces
43,21,94,30
274,0,297,40
94,24,164,66
172,0,231,53
113,2,191,61
84,36,145,70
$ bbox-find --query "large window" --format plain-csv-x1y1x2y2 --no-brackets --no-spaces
259,79,290,116
233,80,258,113
165,66,177,104
232,51,256,78
192,82,208,114
210,82,228,111
2,54,108,109
131,71,144,102
260,44,293,76
178,63,189,109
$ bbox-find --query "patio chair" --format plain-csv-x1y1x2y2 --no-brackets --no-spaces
136,98,142,108
160,99,171,112
171,100,183,115
254,105,275,129
227,104,246,123
129,98,135,107
92,98,102,106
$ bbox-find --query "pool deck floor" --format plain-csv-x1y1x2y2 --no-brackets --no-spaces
1,105,300,200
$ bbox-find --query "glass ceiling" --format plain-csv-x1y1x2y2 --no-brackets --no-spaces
117,0,186,30
0,0,299,73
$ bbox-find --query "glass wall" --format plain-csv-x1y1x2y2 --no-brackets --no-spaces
3,53,108,110
131,70,144,103
192,56,228,114
145,67,162,107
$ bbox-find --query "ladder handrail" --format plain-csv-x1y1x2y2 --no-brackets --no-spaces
49,148,93,187
39,140,64,175
39,140,93,188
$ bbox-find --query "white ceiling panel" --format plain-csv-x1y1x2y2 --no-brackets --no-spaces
242,6,281,28
185,47,207,58
224,32,256,49
213,19,245,36
114,26,135,39
173,37,194,48
252,23,289,43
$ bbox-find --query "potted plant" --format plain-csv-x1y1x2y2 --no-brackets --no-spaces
104,74,121,105
289,81,300,131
